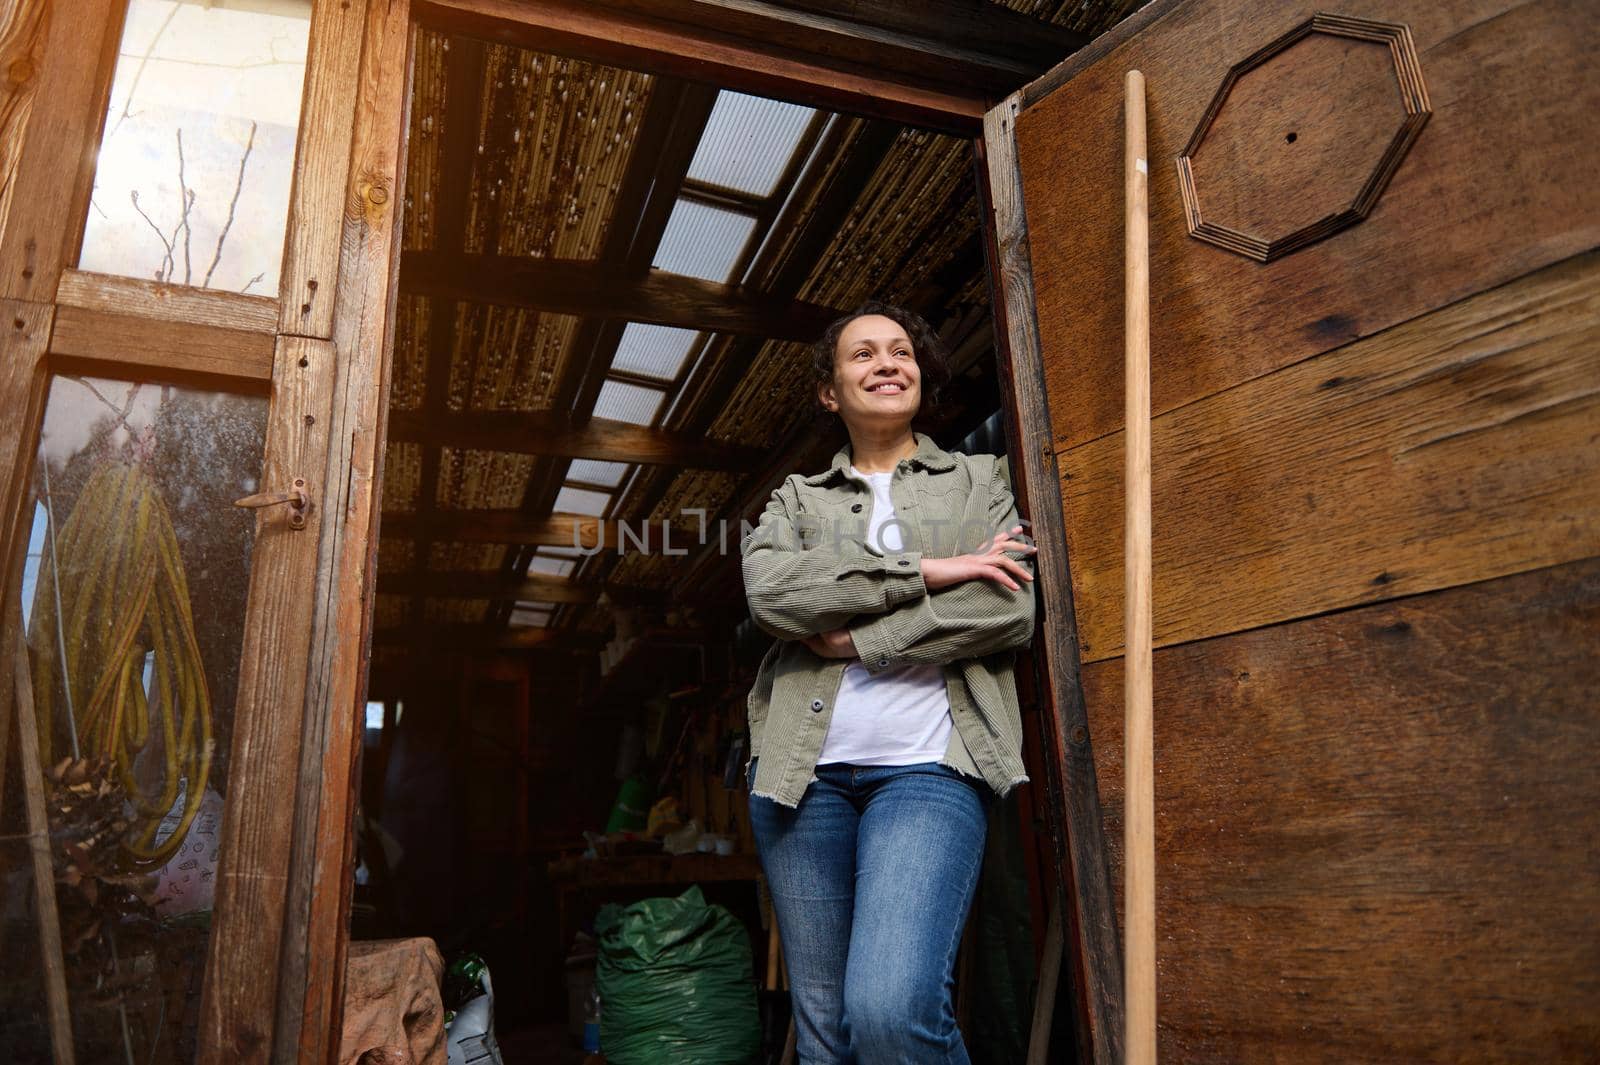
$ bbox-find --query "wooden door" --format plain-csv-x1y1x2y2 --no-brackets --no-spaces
983,0,1600,1061
0,0,413,1062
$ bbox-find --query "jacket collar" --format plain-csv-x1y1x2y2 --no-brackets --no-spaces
801,431,958,486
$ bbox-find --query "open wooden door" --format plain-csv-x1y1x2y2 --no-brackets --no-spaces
982,0,1600,1061
0,0,412,1061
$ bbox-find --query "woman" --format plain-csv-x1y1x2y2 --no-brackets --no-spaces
741,301,1037,1064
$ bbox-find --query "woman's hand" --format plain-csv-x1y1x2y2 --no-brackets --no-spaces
802,628,858,659
921,525,1037,592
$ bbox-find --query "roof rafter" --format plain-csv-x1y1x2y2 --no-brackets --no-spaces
388,410,765,471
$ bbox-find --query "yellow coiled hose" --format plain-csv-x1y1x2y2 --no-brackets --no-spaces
29,461,213,869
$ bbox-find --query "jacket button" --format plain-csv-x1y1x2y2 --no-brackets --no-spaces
810,698,824,712
877,657,889,668
851,503,863,513
897,559,910,567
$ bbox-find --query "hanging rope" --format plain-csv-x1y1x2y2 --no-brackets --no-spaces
29,460,214,869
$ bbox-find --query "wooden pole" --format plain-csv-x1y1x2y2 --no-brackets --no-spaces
1124,67,1156,1065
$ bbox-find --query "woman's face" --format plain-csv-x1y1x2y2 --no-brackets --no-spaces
818,314,922,431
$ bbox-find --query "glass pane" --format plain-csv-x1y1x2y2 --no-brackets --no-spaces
79,0,313,295
652,199,757,282
553,486,610,517
688,91,815,197
526,554,574,578
566,458,629,488
5,374,267,1063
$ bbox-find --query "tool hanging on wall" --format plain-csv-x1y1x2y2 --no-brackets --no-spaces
1124,67,1156,1065
29,459,214,868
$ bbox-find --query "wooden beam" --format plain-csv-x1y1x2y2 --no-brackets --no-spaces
382,509,698,552
372,623,603,650
50,303,275,386
412,0,987,135
388,409,765,471
376,569,601,603
399,251,840,340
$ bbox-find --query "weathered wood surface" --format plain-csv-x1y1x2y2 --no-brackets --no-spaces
336,938,445,1065
412,0,986,134
56,269,278,333
399,251,841,340
1060,252,1600,662
50,304,275,385
280,2,412,1060
979,99,1122,1065
0,0,122,303
1015,0,1600,452
1079,558,1600,1062
0,0,48,235
279,0,368,337
388,409,765,470
199,335,336,1064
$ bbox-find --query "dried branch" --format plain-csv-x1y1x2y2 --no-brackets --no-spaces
108,0,180,139
203,120,257,289
129,190,175,283
175,129,193,285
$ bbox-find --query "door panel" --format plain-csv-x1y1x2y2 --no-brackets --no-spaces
990,0,1600,1060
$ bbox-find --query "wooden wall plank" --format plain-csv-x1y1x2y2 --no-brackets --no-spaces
56,269,278,333
1014,0,1600,452
198,335,335,1064
0,0,49,235
1060,252,1600,662
278,0,369,337
979,97,1122,1065
1079,557,1600,1062
50,304,275,384
0,0,123,302
277,3,413,1059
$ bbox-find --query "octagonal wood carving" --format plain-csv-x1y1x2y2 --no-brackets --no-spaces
1175,13,1431,262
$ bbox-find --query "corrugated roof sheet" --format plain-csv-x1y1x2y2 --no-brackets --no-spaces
554,485,611,516
568,458,630,487
687,91,815,197
612,322,698,380
652,199,756,282
594,379,665,425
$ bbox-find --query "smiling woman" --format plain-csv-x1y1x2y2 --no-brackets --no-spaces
739,300,1036,1063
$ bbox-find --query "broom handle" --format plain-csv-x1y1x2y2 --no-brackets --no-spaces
1124,67,1156,1065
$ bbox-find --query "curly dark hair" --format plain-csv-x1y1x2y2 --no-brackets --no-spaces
809,301,952,417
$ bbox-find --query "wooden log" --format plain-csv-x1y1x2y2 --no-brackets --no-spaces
1014,0,1600,452
1121,67,1154,1065
399,251,841,341
1058,251,1600,662
1079,556,1600,1062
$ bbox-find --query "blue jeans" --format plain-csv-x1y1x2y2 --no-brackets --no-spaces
748,759,989,1064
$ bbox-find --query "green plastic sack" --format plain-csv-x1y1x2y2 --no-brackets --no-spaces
594,885,759,1064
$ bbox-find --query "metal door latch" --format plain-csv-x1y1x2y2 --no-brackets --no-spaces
234,478,309,529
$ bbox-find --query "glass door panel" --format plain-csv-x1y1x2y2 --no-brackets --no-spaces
2,373,266,1062
77,0,313,295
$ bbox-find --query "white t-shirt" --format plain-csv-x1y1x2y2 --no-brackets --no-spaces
817,467,953,766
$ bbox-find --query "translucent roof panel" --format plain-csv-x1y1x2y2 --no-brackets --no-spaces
652,200,757,282
567,458,630,488
554,486,611,516
527,555,576,578
613,322,698,381
688,92,816,197
509,607,551,628
594,379,665,426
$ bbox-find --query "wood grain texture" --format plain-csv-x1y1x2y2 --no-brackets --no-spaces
412,0,985,135
1060,251,1600,662
979,98,1122,1065
1079,557,1600,1063
0,0,48,236
278,0,368,337
198,335,335,1065
278,4,412,1059
0,0,123,302
56,269,278,333
1015,0,1600,452
50,303,275,384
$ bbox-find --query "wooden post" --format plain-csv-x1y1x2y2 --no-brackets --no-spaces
1123,67,1155,1065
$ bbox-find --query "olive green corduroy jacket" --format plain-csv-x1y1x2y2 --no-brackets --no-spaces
741,432,1035,807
